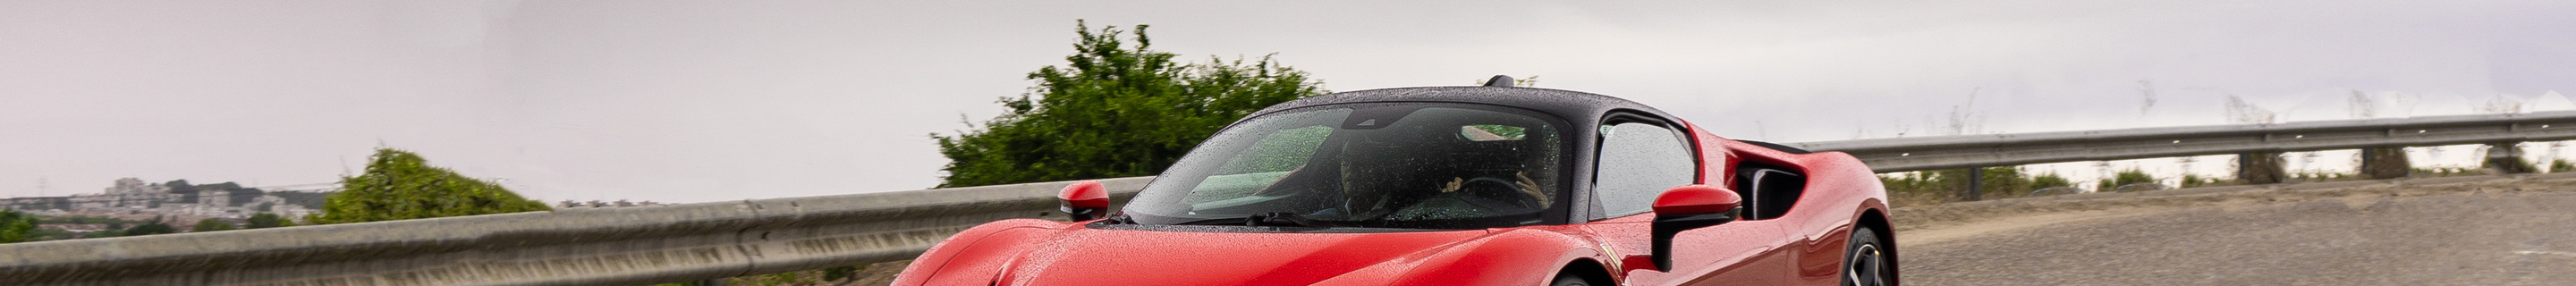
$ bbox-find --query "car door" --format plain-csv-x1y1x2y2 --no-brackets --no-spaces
1580,121,1799,285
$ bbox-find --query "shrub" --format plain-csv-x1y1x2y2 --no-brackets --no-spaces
0,209,36,243
191,218,237,232
309,148,549,224
246,213,293,229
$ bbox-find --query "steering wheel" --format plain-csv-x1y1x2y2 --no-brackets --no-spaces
1460,177,1544,209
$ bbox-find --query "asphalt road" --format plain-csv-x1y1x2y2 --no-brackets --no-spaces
1897,177,2576,285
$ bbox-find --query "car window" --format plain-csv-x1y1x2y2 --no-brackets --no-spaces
1593,122,1695,218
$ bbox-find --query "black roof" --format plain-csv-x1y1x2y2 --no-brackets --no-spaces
1248,86,1700,222
1250,86,1682,126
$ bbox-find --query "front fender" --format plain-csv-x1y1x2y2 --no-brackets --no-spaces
1312,228,1605,286
891,218,1066,286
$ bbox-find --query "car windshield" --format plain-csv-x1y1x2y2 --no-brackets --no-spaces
1124,103,1568,230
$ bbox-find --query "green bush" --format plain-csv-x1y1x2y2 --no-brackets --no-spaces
245,213,292,229
191,218,238,232
2096,169,2157,191
2031,172,2074,189
123,219,177,236
0,209,36,243
308,148,550,224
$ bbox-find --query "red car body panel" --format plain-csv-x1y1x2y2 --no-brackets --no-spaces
896,94,1894,286
898,221,1602,286
1582,122,1889,286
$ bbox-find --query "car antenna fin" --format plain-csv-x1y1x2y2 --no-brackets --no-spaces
1482,75,1515,88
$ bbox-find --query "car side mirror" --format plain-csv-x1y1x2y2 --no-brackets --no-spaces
1632,184,1742,272
1058,181,1109,221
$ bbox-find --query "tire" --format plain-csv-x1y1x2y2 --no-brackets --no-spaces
1843,227,1894,286
1549,273,1593,286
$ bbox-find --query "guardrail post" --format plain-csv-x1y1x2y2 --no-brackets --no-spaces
1964,167,1985,201
2236,152,2286,184
2359,147,2411,179
2487,142,2533,173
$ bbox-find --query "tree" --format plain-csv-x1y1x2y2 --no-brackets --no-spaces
931,21,1327,188
308,148,551,224
191,218,238,232
0,209,36,243
165,179,197,193
200,181,245,190
245,212,292,229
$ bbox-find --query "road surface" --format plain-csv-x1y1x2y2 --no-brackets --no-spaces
1896,175,2576,285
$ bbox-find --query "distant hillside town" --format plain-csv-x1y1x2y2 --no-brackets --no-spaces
4,178,331,223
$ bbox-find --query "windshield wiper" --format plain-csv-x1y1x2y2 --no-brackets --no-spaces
1167,212,1347,227
1097,213,1138,225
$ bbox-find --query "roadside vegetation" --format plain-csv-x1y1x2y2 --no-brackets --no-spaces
0,212,297,243
116,217,179,237
307,148,550,224
191,218,238,232
29,215,180,240
929,20,1326,188
1886,166,2231,207
1,209,35,243
1885,167,2085,207
15,215,133,241
246,212,293,229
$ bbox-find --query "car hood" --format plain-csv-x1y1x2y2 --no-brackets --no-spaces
970,225,1496,286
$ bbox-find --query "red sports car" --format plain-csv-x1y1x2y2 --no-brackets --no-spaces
894,82,1896,286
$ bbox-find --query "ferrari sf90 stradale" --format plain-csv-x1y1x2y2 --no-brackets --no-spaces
896,80,1896,286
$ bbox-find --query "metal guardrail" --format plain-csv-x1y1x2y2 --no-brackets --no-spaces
9,111,2576,285
1792,111,2576,172
0,177,1153,286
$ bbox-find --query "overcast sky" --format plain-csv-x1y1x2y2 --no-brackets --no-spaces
4,1,2572,203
